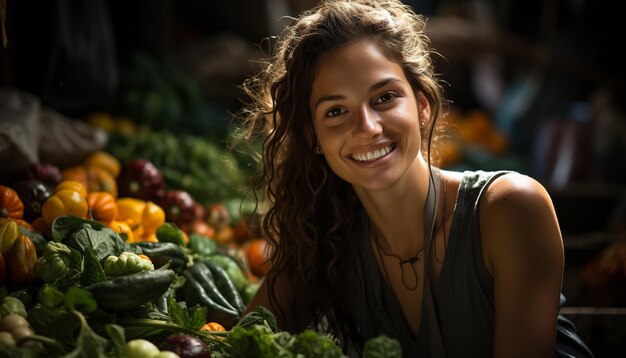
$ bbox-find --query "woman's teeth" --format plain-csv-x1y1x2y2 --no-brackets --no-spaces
351,145,392,162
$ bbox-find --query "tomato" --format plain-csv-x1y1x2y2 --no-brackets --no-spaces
86,191,118,224
42,190,88,226
123,339,160,358
54,180,88,198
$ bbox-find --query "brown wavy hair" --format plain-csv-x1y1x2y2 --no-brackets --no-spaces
235,0,446,347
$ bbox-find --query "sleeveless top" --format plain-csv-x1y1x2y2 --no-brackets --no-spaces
344,170,594,357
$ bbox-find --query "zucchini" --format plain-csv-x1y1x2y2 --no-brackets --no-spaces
84,268,176,311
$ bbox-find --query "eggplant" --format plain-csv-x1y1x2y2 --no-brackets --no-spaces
160,334,211,358
12,180,52,221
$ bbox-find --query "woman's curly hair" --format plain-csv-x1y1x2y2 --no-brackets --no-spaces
234,0,446,346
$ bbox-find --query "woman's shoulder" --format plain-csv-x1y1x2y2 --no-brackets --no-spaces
476,171,563,274
479,171,552,212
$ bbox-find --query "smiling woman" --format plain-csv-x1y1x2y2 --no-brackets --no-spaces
234,0,594,357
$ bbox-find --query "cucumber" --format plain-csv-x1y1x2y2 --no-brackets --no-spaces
84,269,176,311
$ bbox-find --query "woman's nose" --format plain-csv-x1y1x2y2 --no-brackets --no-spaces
355,106,382,136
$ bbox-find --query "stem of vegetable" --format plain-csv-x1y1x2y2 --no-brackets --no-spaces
17,334,66,352
117,318,230,342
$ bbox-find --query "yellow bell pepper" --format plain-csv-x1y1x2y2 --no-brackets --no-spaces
141,201,165,236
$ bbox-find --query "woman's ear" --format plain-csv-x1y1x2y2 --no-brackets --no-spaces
416,92,431,128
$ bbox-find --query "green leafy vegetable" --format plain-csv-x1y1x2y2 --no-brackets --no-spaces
52,215,135,260
362,335,402,357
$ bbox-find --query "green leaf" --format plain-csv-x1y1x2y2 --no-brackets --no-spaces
38,285,65,309
27,305,80,346
63,310,109,358
104,323,126,357
52,215,106,242
167,295,189,327
64,287,97,313
80,247,107,286
235,305,278,332
188,305,208,330
54,215,133,260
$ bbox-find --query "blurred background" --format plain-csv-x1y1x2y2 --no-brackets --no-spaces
0,0,625,355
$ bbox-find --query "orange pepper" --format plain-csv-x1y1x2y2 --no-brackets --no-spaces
42,190,88,226
108,220,135,243
200,322,226,332
116,198,145,238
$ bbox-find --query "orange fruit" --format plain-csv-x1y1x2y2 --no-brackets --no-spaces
108,220,135,243
246,238,270,277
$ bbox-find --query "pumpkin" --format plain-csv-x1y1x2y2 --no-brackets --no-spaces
87,167,118,198
0,185,24,220
61,166,89,189
86,192,118,224
84,150,121,178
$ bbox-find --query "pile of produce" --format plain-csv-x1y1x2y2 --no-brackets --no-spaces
0,149,402,357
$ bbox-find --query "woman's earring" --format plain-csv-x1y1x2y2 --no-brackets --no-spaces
315,146,322,155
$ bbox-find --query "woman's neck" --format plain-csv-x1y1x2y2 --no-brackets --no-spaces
355,157,432,255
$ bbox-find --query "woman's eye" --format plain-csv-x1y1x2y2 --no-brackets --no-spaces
325,107,345,118
375,92,397,104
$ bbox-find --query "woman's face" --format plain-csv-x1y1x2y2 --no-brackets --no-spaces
309,40,430,192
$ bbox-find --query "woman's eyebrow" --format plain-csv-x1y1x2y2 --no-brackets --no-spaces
313,77,402,110
314,94,345,111
369,77,402,92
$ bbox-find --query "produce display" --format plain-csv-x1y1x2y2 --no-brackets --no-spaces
0,144,402,357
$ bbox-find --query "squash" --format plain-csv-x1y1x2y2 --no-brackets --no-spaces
0,186,24,220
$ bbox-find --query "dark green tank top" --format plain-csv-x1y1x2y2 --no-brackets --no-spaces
345,170,510,357
345,170,594,357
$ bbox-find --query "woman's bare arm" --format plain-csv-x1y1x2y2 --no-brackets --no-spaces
480,173,564,358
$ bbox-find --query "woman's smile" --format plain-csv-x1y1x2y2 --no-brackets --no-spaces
350,143,396,163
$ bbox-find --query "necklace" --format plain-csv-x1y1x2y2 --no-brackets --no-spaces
372,173,447,291
373,231,424,291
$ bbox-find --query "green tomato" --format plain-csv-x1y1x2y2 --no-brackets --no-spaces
153,352,180,358
123,339,160,358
